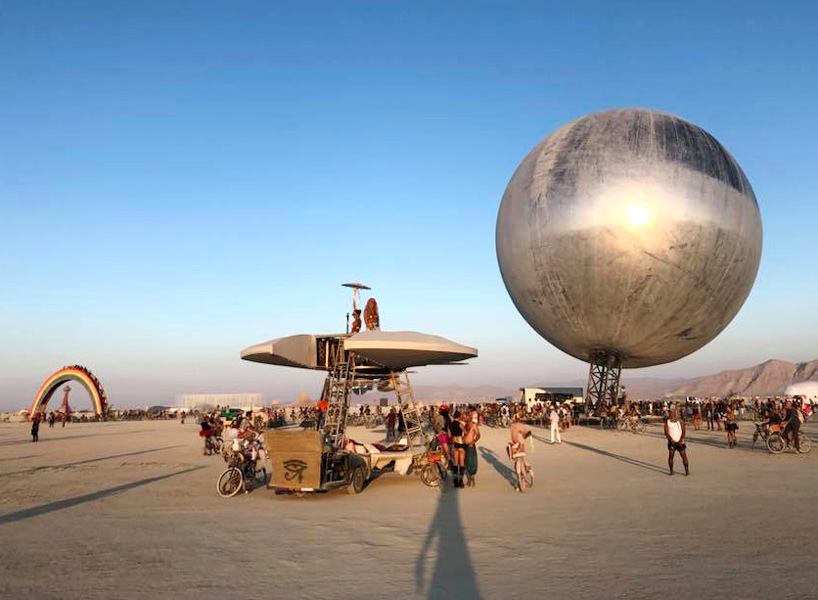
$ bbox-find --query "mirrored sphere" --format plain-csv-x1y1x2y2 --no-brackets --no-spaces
496,108,763,368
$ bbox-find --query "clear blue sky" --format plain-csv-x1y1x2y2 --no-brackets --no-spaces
2,1,817,410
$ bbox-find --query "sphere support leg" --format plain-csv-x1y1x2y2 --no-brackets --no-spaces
584,351,622,417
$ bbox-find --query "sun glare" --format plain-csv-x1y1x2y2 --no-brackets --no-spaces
627,204,650,226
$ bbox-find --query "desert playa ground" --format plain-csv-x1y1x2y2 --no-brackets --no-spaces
1,418,816,599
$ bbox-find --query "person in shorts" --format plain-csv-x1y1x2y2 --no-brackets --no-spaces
464,410,481,487
434,405,452,466
664,408,689,476
449,411,467,488
725,402,739,448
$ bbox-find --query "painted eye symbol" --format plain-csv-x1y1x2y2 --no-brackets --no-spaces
283,459,308,483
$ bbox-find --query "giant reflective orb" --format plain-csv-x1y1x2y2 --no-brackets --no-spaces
496,108,763,368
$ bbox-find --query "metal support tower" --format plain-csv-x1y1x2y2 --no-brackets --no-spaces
584,350,622,416
390,371,426,452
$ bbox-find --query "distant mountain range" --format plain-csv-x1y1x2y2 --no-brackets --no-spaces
634,358,818,398
412,384,518,403
411,358,818,402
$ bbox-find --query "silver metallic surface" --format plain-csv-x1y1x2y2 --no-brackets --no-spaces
241,331,477,371
496,108,763,368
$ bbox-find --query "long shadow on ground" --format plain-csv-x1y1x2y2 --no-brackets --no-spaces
478,447,517,489
639,430,728,450
0,466,206,525
535,435,667,475
0,455,39,463
0,446,184,478
414,487,482,599
0,428,165,447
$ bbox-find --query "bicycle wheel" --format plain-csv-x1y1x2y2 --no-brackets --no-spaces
797,435,811,454
217,467,244,498
420,463,443,488
347,466,366,495
515,461,531,492
523,467,534,490
634,420,646,434
767,433,785,454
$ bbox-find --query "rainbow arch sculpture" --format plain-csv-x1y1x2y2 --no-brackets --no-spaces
30,366,109,418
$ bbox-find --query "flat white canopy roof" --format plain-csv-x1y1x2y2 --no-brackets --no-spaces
241,330,477,371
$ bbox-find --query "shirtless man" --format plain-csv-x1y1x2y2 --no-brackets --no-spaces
510,419,530,447
664,408,689,476
464,410,481,488
509,418,533,490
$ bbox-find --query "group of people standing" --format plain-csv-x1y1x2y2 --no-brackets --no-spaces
432,405,481,488
661,396,811,475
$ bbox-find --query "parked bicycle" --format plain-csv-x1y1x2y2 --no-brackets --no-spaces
364,414,384,429
346,414,364,427
414,441,449,488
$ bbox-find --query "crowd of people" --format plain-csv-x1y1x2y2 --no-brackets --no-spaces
185,401,569,491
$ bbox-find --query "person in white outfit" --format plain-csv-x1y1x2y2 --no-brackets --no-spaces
664,408,689,476
549,406,562,444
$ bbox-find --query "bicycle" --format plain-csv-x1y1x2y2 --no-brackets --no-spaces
507,442,534,492
751,421,771,449
200,431,223,455
346,414,364,427
415,441,449,488
618,416,646,434
601,415,618,429
217,440,265,498
363,414,384,429
767,427,811,455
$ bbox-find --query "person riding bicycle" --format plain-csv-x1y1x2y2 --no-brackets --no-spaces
781,400,802,452
199,415,219,453
509,419,533,488
758,406,783,433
